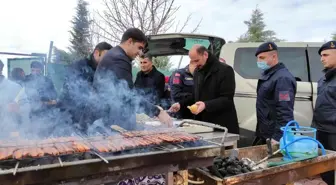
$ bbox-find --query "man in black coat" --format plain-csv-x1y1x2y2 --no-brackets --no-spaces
311,40,336,185
59,42,113,132
93,28,172,130
25,61,58,113
134,53,165,106
169,45,239,134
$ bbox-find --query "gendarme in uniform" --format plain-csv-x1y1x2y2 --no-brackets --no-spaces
311,40,336,185
254,42,297,145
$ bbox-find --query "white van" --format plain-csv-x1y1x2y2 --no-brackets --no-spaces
220,42,324,146
146,34,324,146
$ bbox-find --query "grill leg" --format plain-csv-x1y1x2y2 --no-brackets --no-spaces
165,172,174,185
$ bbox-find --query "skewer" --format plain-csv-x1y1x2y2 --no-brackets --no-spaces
13,161,19,175
174,143,185,149
92,151,109,164
58,157,63,167
75,135,108,163
154,146,171,152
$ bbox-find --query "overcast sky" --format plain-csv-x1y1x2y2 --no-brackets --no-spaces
0,0,335,76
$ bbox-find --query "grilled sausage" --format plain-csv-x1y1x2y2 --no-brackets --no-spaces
62,143,74,154
54,143,66,154
0,148,7,160
6,147,15,159
78,141,91,151
36,147,44,157
42,146,54,155
50,146,59,155
22,148,30,158
73,142,85,152
13,149,23,159
91,142,109,153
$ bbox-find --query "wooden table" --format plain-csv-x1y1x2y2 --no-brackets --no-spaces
192,145,336,185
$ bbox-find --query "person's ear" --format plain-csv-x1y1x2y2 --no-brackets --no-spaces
204,51,208,58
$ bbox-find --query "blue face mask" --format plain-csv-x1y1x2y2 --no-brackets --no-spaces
257,61,271,71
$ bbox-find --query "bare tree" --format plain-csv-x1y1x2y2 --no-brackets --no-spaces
92,0,202,44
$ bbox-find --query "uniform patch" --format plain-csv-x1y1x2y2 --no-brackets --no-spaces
279,91,290,101
173,77,180,84
175,73,180,77
185,77,193,80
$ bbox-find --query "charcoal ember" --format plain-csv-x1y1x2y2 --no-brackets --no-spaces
241,167,250,173
208,166,223,178
218,168,227,176
208,156,253,178
226,166,242,175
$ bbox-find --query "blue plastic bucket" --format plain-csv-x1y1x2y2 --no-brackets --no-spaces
279,123,318,161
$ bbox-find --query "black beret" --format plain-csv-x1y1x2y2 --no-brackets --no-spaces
255,42,278,57
318,41,336,55
31,61,43,69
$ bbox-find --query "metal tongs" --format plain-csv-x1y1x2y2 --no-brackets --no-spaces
178,119,228,156
254,138,281,166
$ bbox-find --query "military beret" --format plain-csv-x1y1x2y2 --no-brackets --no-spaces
255,42,278,57
318,40,336,55
31,61,43,69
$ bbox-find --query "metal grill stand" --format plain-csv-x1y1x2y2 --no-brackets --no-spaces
0,120,230,185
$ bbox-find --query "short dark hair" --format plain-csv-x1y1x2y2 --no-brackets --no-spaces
31,61,43,69
196,46,208,55
0,60,3,70
143,53,153,61
121,28,147,43
11,67,25,79
94,42,113,51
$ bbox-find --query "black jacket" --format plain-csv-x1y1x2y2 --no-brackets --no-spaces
180,54,239,134
25,74,57,103
93,46,160,130
312,68,336,133
134,66,165,105
59,55,99,127
169,65,194,119
256,63,297,141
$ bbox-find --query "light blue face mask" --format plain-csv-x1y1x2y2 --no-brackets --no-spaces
257,61,271,71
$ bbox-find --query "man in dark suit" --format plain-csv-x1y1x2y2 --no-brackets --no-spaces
134,53,165,106
169,44,239,134
59,42,112,133
93,28,172,130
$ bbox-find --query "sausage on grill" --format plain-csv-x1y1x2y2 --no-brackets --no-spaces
73,141,90,152
91,142,109,153
54,143,67,155
13,149,23,159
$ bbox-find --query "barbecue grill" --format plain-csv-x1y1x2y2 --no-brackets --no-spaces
0,120,227,185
